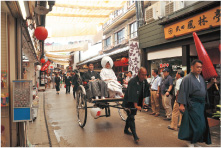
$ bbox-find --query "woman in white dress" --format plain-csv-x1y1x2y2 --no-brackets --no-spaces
100,56,123,98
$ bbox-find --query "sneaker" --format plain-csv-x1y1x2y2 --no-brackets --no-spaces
101,96,105,99
95,96,99,100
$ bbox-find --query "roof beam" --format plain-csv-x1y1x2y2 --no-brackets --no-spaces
54,4,122,10
47,13,109,18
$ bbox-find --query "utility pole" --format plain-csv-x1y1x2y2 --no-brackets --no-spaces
135,1,146,69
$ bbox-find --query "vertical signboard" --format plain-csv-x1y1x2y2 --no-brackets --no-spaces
129,41,140,77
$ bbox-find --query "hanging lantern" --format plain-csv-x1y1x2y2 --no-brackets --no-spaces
34,26,48,40
121,57,127,63
41,58,45,63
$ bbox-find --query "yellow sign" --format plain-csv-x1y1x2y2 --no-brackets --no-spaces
164,6,221,40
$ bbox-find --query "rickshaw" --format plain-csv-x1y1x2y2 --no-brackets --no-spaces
74,70,127,128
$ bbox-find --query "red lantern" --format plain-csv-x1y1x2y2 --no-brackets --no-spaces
41,58,45,63
121,57,126,63
34,26,48,40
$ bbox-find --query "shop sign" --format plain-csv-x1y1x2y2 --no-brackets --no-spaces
164,6,221,40
160,63,169,68
172,65,182,71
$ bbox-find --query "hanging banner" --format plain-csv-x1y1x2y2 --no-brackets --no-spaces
41,61,51,71
129,41,140,77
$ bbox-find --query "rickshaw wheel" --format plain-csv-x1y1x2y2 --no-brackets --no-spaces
116,102,127,121
76,85,87,128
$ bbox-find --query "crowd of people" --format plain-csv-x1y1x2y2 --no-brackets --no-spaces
43,57,217,146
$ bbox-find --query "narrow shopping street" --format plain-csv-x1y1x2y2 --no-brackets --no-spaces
27,86,220,147
1,1,220,147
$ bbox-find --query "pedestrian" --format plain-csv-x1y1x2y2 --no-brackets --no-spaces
123,71,133,88
65,73,72,94
44,74,47,90
72,70,78,98
52,74,55,89
159,68,173,120
168,70,184,131
82,62,108,100
47,73,51,89
55,73,60,94
178,59,216,146
60,72,63,85
122,67,150,143
143,74,151,112
150,69,162,116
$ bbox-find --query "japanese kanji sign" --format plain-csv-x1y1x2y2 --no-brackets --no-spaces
129,41,140,77
164,6,221,40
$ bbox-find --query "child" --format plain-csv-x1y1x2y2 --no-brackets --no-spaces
100,56,123,98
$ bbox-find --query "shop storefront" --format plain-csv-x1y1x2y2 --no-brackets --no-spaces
138,1,220,116
77,46,129,76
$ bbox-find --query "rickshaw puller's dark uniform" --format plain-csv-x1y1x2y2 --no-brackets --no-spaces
122,76,149,141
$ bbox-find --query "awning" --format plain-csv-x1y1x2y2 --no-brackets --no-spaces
77,46,129,66
46,0,126,37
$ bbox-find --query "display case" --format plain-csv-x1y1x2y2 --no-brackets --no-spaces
13,80,32,122
39,71,45,86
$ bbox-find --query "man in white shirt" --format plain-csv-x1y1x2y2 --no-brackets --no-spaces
150,69,162,117
168,70,184,131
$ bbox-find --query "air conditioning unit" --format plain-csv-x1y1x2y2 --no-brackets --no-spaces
165,1,175,15
145,1,166,23
145,7,156,23
165,1,184,15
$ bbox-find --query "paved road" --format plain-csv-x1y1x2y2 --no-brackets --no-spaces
43,86,219,147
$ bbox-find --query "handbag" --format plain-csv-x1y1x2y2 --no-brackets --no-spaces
64,85,66,88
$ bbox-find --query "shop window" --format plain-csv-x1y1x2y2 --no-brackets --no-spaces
130,21,137,39
150,57,182,79
114,28,125,45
